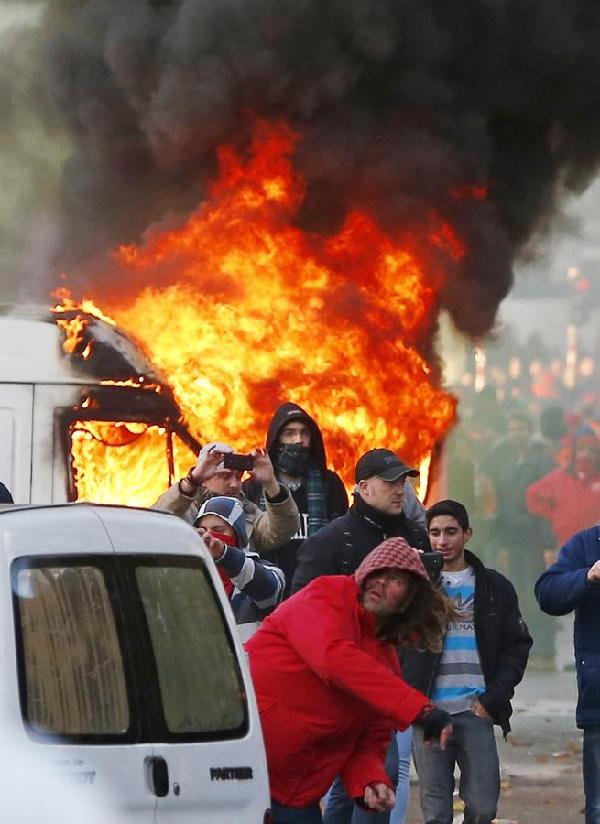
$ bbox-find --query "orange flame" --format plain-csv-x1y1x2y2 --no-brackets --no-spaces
69,421,195,506
56,119,458,503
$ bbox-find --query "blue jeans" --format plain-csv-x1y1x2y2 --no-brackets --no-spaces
389,727,413,824
584,726,600,823
412,710,500,824
271,799,323,823
323,736,399,824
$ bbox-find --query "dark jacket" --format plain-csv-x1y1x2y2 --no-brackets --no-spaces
401,549,532,736
0,483,13,504
244,402,348,593
535,526,600,728
291,494,430,594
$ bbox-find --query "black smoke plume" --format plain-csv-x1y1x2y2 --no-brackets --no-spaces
44,0,600,335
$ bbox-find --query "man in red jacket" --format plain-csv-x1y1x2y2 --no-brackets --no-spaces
246,538,453,823
527,425,600,547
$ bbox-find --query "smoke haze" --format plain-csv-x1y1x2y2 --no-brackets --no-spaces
7,1,600,334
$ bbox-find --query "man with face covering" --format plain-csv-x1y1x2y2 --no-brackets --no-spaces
194,496,285,634
243,402,348,595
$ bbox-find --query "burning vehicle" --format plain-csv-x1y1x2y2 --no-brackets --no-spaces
5,2,600,509
0,306,199,507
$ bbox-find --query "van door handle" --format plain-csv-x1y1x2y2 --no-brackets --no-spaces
146,756,169,797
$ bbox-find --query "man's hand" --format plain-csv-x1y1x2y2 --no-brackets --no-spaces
199,531,227,561
188,445,231,486
363,783,395,812
543,549,558,568
439,723,453,750
587,560,600,584
416,705,453,751
472,698,492,720
250,448,279,497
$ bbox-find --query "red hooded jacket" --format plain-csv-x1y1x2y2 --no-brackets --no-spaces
245,574,430,807
527,467,600,545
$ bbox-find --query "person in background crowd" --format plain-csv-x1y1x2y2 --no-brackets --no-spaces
243,402,348,594
536,525,600,824
527,425,600,547
0,483,13,504
404,500,532,824
291,448,430,824
246,539,454,824
153,440,299,556
539,405,567,457
485,411,556,667
194,496,285,635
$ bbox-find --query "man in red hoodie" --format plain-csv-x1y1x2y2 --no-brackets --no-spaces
246,538,453,823
527,425,600,547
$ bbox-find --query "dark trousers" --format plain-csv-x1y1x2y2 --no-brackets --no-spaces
584,726,600,824
412,711,500,824
271,800,323,823
323,736,398,824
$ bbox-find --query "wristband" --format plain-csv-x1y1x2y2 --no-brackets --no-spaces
183,466,200,488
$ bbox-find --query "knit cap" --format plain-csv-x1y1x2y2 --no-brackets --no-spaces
194,496,247,548
354,537,429,589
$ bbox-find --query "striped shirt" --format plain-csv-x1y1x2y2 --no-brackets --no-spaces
431,566,485,714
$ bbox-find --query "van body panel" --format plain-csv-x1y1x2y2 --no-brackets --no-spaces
0,505,270,822
0,312,201,507
30,384,82,503
0,316,91,385
0,384,34,503
0,504,206,559
0,504,116,557
155,736,271,823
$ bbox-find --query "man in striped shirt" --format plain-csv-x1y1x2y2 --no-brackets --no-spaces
406,500,532,824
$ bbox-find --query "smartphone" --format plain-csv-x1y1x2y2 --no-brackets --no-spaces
222,452,254,472
420,551,444,576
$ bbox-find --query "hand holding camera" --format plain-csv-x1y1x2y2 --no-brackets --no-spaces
249,448,279,498
188,444,232,486
222,452,255,471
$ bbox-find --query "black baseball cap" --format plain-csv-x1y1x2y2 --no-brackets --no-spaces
355,449,419,483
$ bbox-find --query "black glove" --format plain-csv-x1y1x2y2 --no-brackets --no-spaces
415,704,453,742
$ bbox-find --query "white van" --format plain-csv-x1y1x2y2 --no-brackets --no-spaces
0,307,200,507
0,503,271,823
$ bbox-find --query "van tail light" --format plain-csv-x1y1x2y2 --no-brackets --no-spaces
263,810,272,824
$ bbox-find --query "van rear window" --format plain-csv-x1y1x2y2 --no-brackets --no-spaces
12,555,248,743
15,566,129,735
137,566,245,734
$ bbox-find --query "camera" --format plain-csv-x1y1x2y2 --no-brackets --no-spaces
420,551,444,576
222,452,254,472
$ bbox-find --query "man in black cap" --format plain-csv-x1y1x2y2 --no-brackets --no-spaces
291,448,430,593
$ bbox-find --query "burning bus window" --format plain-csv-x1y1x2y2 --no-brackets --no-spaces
69,421,196,508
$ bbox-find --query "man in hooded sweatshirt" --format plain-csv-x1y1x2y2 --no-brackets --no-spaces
246,538,454,823
243,402,348,595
